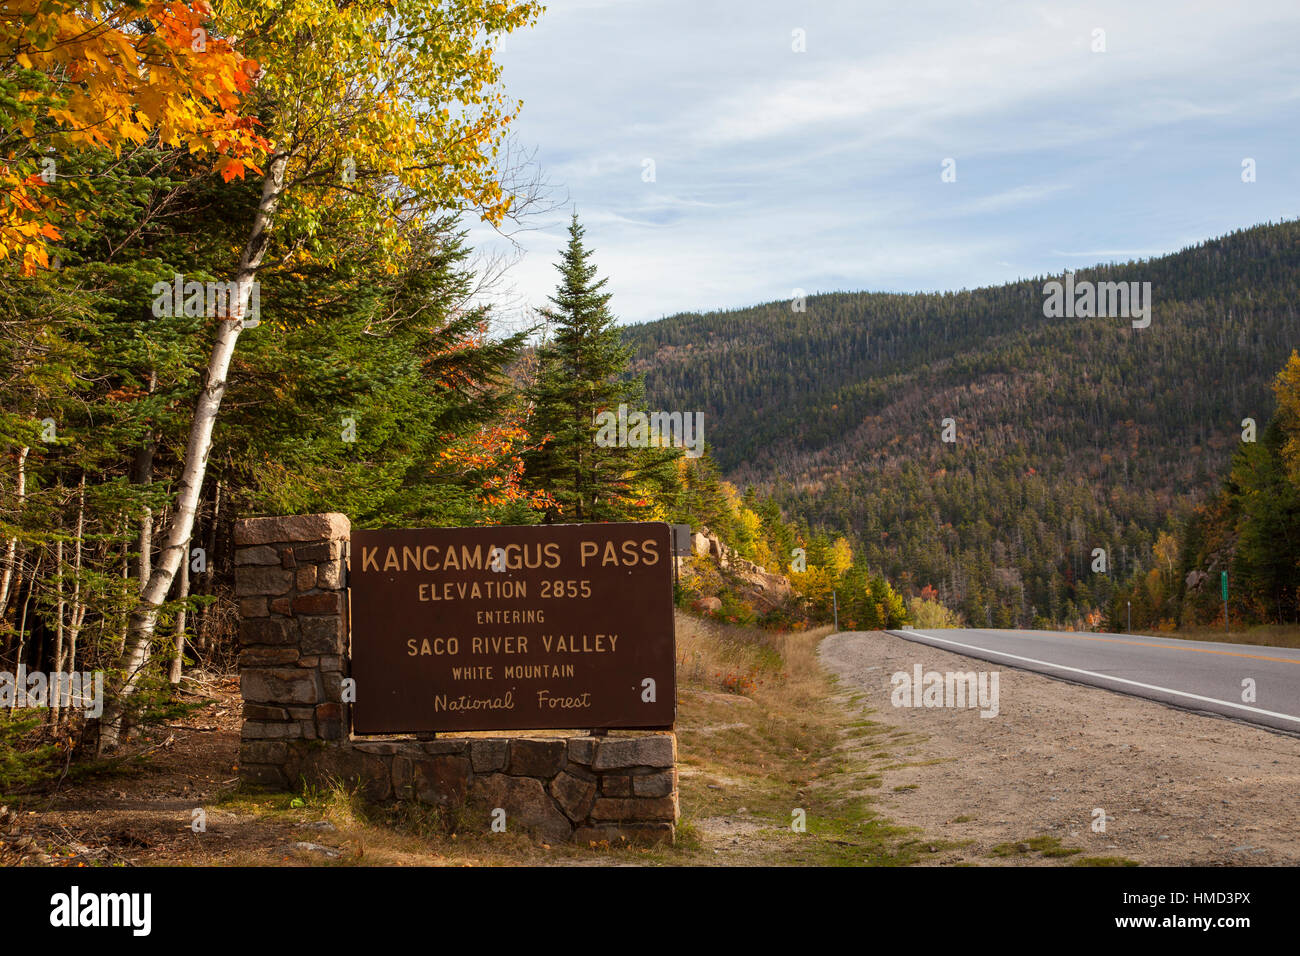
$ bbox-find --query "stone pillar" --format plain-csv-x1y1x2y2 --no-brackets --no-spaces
234,513,350,789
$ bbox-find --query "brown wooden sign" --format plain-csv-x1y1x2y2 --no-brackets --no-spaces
348,522,676,734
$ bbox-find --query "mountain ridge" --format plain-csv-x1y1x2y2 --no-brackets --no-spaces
623,218,1300,626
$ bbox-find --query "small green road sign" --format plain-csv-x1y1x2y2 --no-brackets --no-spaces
1221,571,1229,601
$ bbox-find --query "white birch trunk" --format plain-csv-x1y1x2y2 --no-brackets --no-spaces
168,542,190,685
65,475,86,698
98,152,289,752
51,538,65,725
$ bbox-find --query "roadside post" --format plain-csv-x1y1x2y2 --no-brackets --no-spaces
1222,571,1229,634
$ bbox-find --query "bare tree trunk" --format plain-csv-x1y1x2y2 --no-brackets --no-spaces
10,554,39,714
114,511,128,656
0,445,30,621
169,541,190,685
194,480,221,656
51,538,65,726
136,508,152,584
65,476,86,695
98,153,289,752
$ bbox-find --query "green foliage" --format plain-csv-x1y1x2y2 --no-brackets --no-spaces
0,712,61,792
219,219,530,527
715,589,758,628
837,568,909,630
678,554,724,604
0,129,538,747
661,450,737,540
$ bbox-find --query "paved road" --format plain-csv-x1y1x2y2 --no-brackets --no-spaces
885,628,1300,734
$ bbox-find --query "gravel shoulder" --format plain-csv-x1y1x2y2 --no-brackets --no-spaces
820,630,1300,866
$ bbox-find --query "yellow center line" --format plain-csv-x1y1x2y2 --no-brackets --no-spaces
1009,631,1300,665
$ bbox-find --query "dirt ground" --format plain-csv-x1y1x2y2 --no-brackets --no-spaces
6,625,1296,867
0,674,291,866
819,631,1300,866
0,677,683,867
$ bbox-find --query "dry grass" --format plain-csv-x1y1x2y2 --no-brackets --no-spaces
675,613,812,698
672,614,960,865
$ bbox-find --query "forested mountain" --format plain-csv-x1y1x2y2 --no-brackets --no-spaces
623,220,1300,627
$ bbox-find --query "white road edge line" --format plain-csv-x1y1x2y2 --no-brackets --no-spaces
892,630,1300,726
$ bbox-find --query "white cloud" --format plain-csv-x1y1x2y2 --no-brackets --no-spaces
475,0,1300,323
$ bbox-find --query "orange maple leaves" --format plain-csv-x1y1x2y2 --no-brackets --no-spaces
1,0,269,273
435,419,556,514
0,171,61,272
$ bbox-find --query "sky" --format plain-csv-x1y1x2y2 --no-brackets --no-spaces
468,0,1300,327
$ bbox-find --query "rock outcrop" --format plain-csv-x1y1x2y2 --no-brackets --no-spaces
686,526,794,614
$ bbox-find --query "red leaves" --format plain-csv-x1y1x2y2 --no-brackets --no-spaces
217,158,245,182
434,416,556,513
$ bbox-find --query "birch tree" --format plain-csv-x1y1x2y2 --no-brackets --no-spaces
97,0,542,749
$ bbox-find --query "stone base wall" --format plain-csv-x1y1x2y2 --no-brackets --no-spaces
303,734,677,844
233,513,678,845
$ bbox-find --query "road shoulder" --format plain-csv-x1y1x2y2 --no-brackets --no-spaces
820,631,1300,866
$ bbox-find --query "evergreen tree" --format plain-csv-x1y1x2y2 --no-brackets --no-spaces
1229,419,1300,622
524,213,675,522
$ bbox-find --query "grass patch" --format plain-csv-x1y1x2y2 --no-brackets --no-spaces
672,612,949,865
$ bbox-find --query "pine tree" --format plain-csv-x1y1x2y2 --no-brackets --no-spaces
1229,419,1300,622
524,213,675,522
